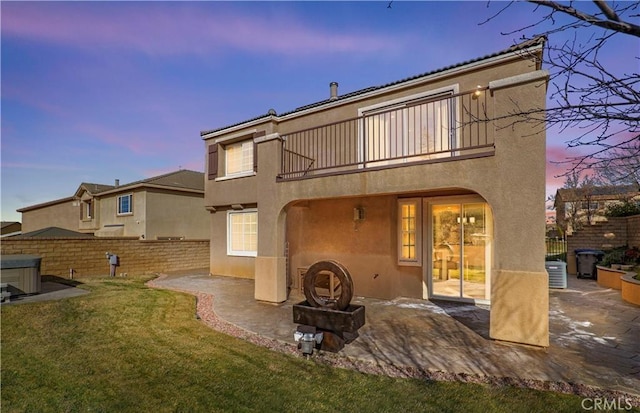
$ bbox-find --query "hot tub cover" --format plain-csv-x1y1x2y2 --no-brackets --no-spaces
0,254,42,269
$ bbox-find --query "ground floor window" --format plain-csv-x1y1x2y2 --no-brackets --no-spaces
397,198,422,266
227,209,258,257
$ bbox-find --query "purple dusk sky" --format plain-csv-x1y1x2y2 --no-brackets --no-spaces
1,1,637,222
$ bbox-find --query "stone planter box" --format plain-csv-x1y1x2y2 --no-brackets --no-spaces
596,265,625,290
621,273,640,306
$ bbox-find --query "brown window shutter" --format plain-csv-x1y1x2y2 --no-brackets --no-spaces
208,144,219,180
253,142,258,172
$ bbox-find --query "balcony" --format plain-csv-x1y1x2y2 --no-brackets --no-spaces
278,88,495,181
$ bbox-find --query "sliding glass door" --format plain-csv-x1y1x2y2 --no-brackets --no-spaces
429,200,491,302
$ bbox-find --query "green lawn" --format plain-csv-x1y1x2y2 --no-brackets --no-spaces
1,275,588,412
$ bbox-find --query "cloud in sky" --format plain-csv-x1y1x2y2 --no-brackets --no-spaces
2,2,400,58
1,1,636,223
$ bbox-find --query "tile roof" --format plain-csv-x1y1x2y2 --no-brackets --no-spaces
15,226,94,239
201,36,546,136
78,183,116,194
113,169,204,192
555,185,640,200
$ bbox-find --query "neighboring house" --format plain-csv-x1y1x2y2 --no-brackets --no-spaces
18,170,209,240
17,196,80,234
554,185,640,234
201,38,550,347
1,221,22,238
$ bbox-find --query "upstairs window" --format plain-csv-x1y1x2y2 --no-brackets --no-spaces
82,200,93,220
117,194,133,215
225,140,255,177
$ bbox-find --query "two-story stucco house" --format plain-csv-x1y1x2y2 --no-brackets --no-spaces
202,38,550,347
19,170,209,240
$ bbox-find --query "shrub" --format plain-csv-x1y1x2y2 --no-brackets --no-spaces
601,246,640,266
604,200,640,217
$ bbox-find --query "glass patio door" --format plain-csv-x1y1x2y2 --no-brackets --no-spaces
430,201,491,302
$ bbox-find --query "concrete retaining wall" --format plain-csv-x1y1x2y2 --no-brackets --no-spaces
1,238,209,278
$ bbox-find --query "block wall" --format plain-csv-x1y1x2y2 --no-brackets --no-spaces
627,215,640,249
566,215,639,274
1,238,209,278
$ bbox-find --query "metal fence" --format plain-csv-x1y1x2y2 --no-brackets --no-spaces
546,237,567,261
279,87,495,180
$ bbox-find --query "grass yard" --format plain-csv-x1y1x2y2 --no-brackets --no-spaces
1,275,587,412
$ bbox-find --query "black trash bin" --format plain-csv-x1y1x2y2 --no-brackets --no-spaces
575,249,604,279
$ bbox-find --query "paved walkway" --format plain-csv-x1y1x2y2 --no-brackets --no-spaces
151,270,639,399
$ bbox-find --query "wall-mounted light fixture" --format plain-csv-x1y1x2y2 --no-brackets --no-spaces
472,85,483,100
353,207,365,222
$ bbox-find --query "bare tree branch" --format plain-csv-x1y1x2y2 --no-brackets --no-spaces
481,1,639,179
528,0,640,37
594,0,620,22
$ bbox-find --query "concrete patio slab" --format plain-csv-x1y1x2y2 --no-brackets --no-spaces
151,270,639,399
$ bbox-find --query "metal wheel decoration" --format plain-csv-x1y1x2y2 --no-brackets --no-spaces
303,260,354,311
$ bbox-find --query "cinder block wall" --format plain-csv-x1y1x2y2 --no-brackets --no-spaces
1,238,209,278
628,215,640,249
566,216,639,274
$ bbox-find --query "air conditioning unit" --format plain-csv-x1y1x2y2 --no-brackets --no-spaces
545,261,567,289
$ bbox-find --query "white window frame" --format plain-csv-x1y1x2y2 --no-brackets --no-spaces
117,194,133,216
84,200,92,220
224,140,254,178
397,198,422,266
227,209,258,257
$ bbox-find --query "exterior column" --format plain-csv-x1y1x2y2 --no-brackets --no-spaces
254,134,288,303
487,70,550,347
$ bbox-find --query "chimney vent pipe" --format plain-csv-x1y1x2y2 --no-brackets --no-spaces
329,82,338,100
115,179,120,187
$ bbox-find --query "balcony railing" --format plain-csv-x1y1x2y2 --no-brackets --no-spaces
279,87,495,181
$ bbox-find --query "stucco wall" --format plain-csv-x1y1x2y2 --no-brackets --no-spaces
97,189,147,238
1,238,209,278
208,208,256,279
145,190,209,240
20,199,79,233
287,196,422,300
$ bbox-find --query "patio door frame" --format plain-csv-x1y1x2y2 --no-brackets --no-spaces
422,195,492,304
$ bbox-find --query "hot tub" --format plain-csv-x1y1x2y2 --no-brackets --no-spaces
0,254,42,295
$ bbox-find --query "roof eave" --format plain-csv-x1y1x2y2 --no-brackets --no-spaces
202,38,545,139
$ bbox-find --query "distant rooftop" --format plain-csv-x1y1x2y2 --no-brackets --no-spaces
13,226,94,239
19,170,205,213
